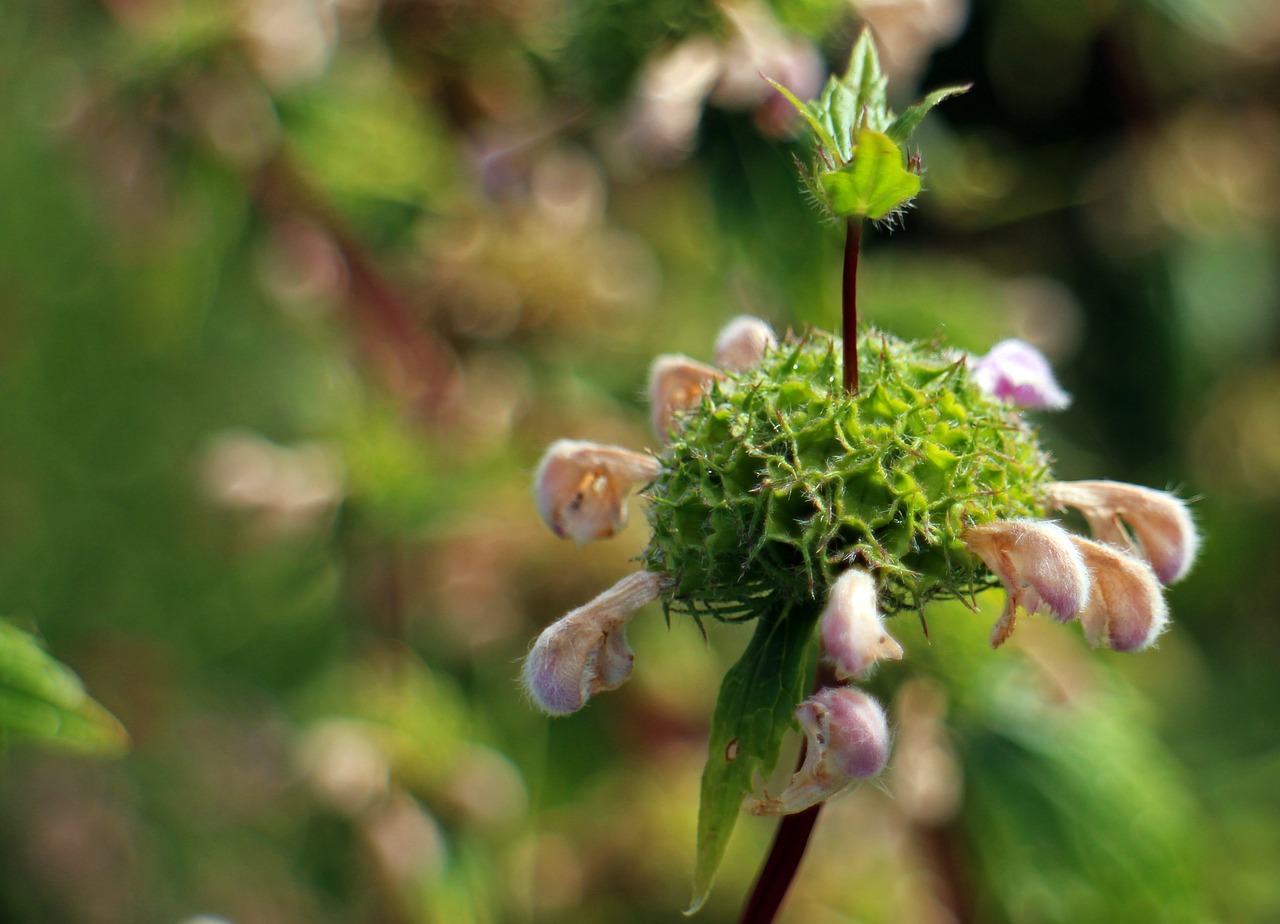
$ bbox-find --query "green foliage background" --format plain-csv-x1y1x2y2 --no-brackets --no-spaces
1,0,1278,922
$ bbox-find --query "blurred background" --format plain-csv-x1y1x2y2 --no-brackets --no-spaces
1,0,1278,921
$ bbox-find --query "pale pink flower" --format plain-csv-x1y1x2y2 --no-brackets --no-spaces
962,519,1091,647
748,686,891,815
522,571,667,715
534,440,661,544
1046,480,1199,584
1070,537,1169,651
713,315,777,372
648,354,723,441
820,568,903,679
971,339,1071,410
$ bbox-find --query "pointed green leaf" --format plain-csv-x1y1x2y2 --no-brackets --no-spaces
886,84,972,144
819,128,921,220
686,603,819,914
762,74,839,157
0,621,129,756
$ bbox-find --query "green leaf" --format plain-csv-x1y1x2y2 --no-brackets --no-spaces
686,603,820,913
819,128,921,220
0,621,129,755
762,74,839,157
815,29,890,162
885,84,972,144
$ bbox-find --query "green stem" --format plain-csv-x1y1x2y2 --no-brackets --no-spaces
842,219,863,394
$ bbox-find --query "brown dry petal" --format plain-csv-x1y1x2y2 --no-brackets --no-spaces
1070,537,1169,652
962,519,1091,648
648,354,724,441
534,440,661,544
1045,480,1199,584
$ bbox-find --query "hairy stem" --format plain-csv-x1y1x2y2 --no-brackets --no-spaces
842,219,863,394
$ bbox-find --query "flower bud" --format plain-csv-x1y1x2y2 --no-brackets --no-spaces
648,354,723,441
713,315,777,373
748,686,890,816
1045,480,1199,585
971,339,1071,410
522,571,667,715
962,519,1090,648
1070,537,1169,651
820,568,903,679
534,440,661,544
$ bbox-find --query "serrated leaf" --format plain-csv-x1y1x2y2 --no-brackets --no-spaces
686,602,819,914
819,128,921,220
886,84,972,144
816,29,890,162
763,75,839,157
0,621,129,756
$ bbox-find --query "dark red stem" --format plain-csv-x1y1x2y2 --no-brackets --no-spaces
842,218,862,394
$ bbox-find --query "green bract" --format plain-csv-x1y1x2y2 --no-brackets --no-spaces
644,329,1053,621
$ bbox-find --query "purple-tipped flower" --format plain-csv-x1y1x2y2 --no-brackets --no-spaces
648,354,723,441
1046,480,1199,585
748,686,890,816
820,568,903,680
522,570,667,715
971,339,1071,410
962,519,1091,647
713,315,777,373
535,440,661,544
1070,537,1169,651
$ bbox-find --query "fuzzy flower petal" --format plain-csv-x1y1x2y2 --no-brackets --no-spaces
1046,480,1199,584
820,568,903,680
713,315,777,373
963,519,1091,647
534,440,661,544
648,354,723,441
522,571,667,715
971,339,1071,410
748,686,890,816
1071,537,1169,651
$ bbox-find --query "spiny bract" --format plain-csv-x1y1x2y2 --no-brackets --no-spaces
643,328,1053,619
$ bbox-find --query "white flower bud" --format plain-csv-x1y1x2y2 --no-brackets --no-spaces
522,571,666,715
713,315,777,373
1070,537,1169,651
748,686,890,816
534,440,660,544
962,519,1091,648
819,568,903,680
1045,480,1199,585
648,354,723,441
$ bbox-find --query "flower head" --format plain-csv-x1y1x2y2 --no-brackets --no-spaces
1070,537,1169,651
971,339,1072,410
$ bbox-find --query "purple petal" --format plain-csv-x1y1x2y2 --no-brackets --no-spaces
972,339,1071,411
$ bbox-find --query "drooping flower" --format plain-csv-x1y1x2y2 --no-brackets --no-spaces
1069,536,1169,651
522,570,667,715
962,519,1091,647
713,315,778,373
820,568,903,680
1046,480,1199,585
647,354,723,441
534,440,661,544
971,338,1071,410
747,686,891,816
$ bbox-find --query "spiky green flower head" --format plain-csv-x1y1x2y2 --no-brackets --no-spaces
644,328,1052,621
